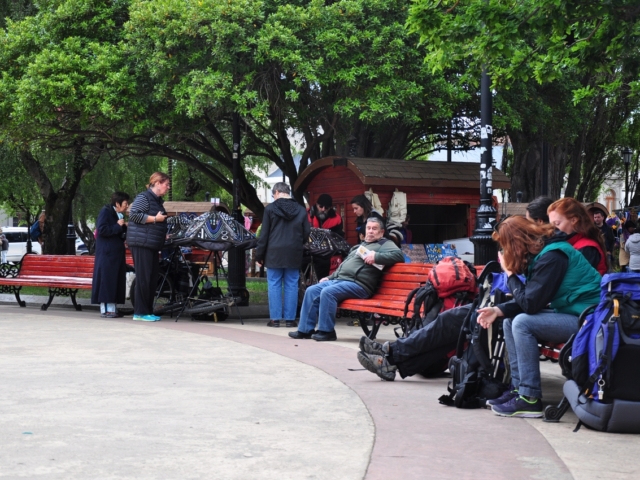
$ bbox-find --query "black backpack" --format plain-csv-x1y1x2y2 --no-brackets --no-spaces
398,257,477,338
439,261,510,409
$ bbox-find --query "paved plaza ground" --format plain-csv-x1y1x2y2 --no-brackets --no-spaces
1,297,639,479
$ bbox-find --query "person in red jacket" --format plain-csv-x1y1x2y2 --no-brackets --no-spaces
307,194,344,237
547,197,608,275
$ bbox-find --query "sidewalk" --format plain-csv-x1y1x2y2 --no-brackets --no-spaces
1,301,638,479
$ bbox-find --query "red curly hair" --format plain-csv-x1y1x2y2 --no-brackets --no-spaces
492,216,554,274
547,197,608,262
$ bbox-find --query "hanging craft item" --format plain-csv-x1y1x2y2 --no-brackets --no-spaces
304,228,351,258
364,188,384,216
166,211,258,251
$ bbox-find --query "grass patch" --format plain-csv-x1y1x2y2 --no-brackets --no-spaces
20,286,92,298
17,279,270,303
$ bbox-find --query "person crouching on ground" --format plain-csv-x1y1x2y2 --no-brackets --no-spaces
255,182,310,328
476,216,601,418
289,217,404,342
91,191,130,318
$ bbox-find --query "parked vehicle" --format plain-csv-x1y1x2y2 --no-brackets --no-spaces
2,227,42,262
75,238,89,255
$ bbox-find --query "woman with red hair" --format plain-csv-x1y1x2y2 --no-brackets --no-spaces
477,216,601,418
547,197,608,275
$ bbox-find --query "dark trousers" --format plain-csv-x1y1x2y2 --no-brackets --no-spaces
390,304,472,378
131,246,159,316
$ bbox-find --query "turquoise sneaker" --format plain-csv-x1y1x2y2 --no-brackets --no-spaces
132,315,161,322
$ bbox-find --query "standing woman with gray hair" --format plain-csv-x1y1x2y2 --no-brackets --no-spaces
126,172,171,322
255,182,310,328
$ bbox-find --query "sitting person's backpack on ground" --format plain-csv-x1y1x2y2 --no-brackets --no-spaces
562,273,640,433
439,261,513,409
399,256,477,337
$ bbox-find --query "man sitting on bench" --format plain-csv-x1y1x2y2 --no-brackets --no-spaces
289,217,404,342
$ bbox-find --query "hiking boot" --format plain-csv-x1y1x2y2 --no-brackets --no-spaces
491,395,543,418
359,336,389,356
267,320,280,327
285,320,298,328
486,387,519,407
357,351,397,381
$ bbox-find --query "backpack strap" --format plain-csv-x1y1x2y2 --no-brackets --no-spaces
455,298,478,357
471,323,494,375
403,286,422,319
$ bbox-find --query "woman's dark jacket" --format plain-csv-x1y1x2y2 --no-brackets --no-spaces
255,198,310,269
496,236,601,318
126,189,167,251
91,205,127,304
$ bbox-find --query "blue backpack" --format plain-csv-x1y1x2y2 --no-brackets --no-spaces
563,273,640,432
29,221,41,241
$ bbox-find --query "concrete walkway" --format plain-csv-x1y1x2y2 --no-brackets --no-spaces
1,302,638,479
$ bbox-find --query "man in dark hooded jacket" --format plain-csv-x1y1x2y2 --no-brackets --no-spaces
256,182,311,328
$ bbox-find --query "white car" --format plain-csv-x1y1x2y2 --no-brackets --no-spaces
2,227,42,263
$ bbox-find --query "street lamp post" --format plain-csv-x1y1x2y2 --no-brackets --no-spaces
227,112,249,306
623,147,633,207
470,67,498,266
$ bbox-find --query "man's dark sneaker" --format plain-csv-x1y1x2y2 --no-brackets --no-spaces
288,330,316,340
285,320,298,328
357,351,397,381
311,330,337,341
359,336,389,356
486,387,519,407
267,320,280,327
491,395,543,418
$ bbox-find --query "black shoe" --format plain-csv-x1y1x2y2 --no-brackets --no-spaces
288,330,316,339
267,320,280,327
104,311,125,318
311,330,337,341
285,320,298,328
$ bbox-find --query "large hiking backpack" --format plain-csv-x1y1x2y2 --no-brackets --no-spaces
439,261,512,409
399,256,478,337
563,273,640,433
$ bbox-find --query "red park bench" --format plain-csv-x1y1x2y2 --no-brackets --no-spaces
0,254,135,311
336,262,561,361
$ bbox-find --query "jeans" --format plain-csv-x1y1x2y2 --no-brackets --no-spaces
1,250,6,263
267,268,299,321
298,280,369,333
503,310,579,399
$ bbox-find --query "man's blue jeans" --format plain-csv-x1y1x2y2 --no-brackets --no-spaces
267,268,299,321
298,280,369,333
503,310,579,399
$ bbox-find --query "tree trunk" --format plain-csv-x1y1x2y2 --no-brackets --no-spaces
20,145,101,254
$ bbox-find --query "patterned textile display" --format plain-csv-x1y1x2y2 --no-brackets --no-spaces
166,212,258,251
304,228,351,258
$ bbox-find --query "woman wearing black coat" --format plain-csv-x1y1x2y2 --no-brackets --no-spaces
91,192,130,318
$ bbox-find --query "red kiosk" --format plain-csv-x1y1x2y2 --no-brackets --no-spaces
294,156,511,246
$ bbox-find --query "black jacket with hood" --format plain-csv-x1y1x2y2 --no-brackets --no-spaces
255,197,311,269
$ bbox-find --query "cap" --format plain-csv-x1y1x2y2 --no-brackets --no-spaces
317,194,333,208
